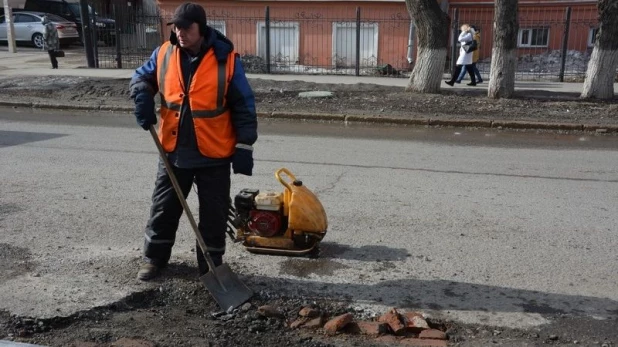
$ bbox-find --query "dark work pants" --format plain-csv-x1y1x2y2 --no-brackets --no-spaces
47,50,58,69
448,64,476,84
143,159,230,274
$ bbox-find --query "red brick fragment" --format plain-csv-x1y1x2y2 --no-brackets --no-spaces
289,317,309,329
257,305,285,319
378,308,406,335
402,312,430,333
356,321,391,336
323,312,354,335
419,329,447,340
299,306,320,318
303,316,325,330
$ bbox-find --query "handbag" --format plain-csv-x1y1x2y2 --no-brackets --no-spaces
463,40,478,53
54,50,65,58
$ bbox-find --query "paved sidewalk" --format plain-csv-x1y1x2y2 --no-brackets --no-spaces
1,50,616,94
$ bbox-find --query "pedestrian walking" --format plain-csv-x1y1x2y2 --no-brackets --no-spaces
128,2,258,281
456,25,483,84
445,24,477,87
42,15,59,69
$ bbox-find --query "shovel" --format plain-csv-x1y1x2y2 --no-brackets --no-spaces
148,126,253,310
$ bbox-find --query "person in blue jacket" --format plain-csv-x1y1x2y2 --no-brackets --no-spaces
129,2,258,281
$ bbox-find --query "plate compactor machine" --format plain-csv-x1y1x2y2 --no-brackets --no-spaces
226,168,328,256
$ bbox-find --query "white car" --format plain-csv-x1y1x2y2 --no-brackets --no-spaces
0,11,79,48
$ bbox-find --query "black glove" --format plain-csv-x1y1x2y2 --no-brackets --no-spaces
232,145,254,176
134,92,156,131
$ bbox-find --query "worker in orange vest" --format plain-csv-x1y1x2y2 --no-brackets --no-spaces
129,2,258,281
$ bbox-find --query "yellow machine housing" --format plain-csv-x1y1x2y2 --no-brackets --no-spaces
229,168,328,256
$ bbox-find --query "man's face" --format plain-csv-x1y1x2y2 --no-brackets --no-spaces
174,23,201,48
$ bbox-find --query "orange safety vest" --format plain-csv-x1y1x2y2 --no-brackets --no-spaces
156,41,237,158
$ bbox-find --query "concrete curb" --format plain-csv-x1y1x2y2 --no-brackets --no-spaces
1,100,617,133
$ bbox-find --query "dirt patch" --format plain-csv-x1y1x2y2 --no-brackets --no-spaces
1,276,616,347
0,243,36,282
1,76,617,127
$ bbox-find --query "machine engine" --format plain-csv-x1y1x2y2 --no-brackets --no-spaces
234,189,284,238
226,168,328,256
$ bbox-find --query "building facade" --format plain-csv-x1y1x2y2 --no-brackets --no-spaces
151,0,599,78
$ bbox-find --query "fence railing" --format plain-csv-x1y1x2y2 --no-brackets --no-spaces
88,3,601,82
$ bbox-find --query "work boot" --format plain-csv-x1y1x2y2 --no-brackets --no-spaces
137,263,162,281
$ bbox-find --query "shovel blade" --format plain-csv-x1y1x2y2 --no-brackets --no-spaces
199,263,253,310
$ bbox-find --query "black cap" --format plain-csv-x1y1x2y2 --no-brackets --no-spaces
167,3,207,30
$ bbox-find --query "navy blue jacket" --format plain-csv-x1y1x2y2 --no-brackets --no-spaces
129,27,258,168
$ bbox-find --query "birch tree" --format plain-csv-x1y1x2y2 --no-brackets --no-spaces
405,0,450,93
488,0,518,99
581,0,618,99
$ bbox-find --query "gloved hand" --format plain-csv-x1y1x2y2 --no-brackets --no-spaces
134,92,156,131
232,145,254,176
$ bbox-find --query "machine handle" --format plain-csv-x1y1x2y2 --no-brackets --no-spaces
275,168,297,192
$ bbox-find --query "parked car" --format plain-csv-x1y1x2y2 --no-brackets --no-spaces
24,0,116,46
0,11,79,48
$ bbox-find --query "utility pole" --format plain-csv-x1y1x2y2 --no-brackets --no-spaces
2,0,17,53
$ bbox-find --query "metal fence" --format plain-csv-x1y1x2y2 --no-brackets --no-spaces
85,1,161,69
87,3,601,81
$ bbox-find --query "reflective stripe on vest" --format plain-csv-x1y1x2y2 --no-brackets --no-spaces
156,41,236,158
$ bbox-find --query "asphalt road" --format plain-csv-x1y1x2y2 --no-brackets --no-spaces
0,107,617,331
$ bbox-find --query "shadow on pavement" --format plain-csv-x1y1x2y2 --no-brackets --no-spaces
246,273,618,319
319,242,410,262
0,130,67,147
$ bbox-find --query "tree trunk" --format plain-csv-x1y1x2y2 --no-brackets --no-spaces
581,0,618,99
405,0,450,94
488,0,518,99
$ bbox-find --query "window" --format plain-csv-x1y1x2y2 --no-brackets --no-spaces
332,22,379,68
257,21,299,65
518,28,549,47
588,27,599,47
0,16,5,24
14,14,38,23
45,14,71,22
209,20,226,36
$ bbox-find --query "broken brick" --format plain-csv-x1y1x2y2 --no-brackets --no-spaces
356,321,391,336
378,309,406,335
257,305,285,319
419,329,447,340
302,316,325,330
400,338,448,347
324,312,354,335
402,312,430,333
298,307,320,318
289,317,309,329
